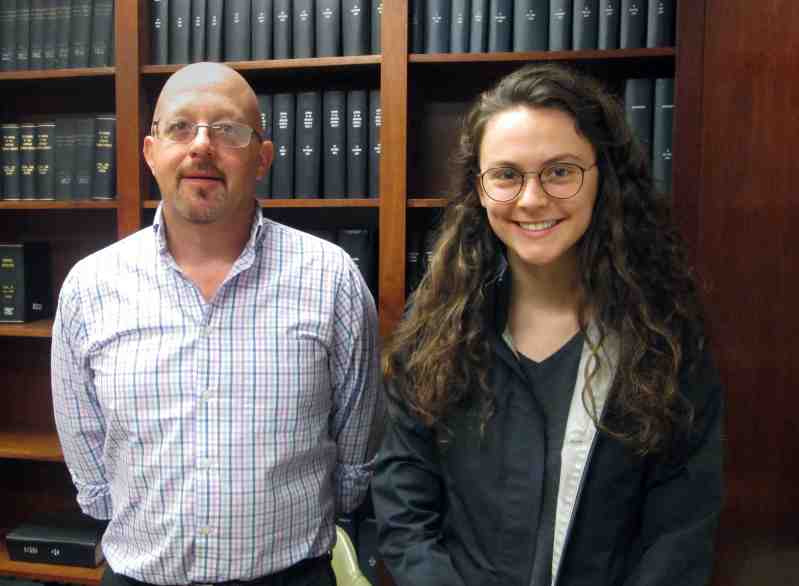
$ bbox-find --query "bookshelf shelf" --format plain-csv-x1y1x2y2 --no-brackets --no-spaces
0,431,63,462
141,55,381,76
409,47,676,63
0,539,103,586
408,198,447,208
0,68,115,81
0,320,53,338
0,201,118,210
142,199,380,209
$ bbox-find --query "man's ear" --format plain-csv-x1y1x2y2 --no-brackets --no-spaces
256,140,274,180
143,136,156,174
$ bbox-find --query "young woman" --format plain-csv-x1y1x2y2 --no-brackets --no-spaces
371,63,723,586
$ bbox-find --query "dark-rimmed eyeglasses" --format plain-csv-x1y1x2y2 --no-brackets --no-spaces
477,162,598,203
151,119,263,149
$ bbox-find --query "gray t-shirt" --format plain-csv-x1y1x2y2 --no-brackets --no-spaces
518,332,583,586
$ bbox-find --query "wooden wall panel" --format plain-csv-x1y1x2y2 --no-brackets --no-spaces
699,1,799,582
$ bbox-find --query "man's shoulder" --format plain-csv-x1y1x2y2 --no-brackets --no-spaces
260,219,349,266
66,226,156,285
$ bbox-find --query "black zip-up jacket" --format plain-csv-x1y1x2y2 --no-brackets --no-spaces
371,276,724,586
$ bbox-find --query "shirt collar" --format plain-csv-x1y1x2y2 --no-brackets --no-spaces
151,202,266,256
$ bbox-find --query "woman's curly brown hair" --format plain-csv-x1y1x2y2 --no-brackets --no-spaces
383,63,706,455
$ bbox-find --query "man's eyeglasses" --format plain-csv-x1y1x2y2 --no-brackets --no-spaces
477,162,597,203
151,119,263,149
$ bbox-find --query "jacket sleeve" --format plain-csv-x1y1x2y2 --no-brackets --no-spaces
371,401,468,586
623,349,725,586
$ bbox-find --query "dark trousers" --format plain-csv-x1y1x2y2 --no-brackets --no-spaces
101,555,336,586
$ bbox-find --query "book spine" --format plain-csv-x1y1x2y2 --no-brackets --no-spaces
598,0,620,49
16,0,31,70
1,124,21,200
169,0,191,64
316,0,340,57
549,0,573,50
35,122,56,200
513,0,548,52
652,77,674,194
255,94,272,198
322,90,347,198
337,229,375,294
469,0,488,52
6,537,98,567
93,115,116,199
42,0,59,68
405,230,423,296
55,0,71,69
73,116,96,199
346,89,367,198
425,0,451,54
69,0,91,67
450,0,470,53
620,0,647,49
252,0,273,60
573,0,598,50
191,0,207,62
342,0,369,56
294,91,322,198
368,89,381,198
90,0,113,66
55,117,76,200
225,0,252,61
370,0,382,54
30,0,46,70
271,93,295,198
273,0,292,59
487,0,511,52
205,0,222,60
0,245,24,322
646,0,674,47
0,2,16,71
19,123,38,200
293,0,314,58
623,77,654,157
151,0,169,64
410,0,424,53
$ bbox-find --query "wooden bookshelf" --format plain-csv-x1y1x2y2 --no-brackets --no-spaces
0,2,724,586
0,320,53,338
0,431,63,462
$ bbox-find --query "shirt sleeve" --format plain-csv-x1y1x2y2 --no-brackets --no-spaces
51,267,112,519
328,254,384,514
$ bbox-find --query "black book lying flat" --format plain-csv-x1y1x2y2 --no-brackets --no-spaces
6,511,108,568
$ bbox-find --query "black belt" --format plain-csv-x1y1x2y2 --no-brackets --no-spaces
113,554,332,586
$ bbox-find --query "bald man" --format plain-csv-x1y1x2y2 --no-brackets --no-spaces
51,63,383,586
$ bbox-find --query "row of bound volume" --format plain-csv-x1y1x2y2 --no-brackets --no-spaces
623,77,674,194
304,227,377,295
152,0,383,65
0,0,114,71
412,0,675,54
0,242,52,323
253,89,381,200
1,115,117,201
